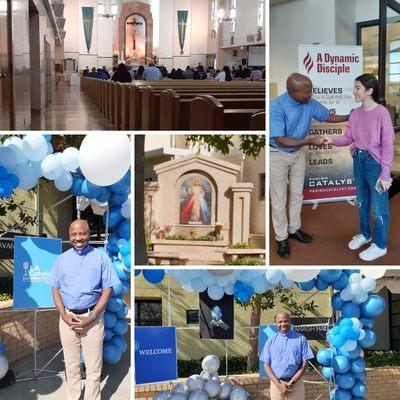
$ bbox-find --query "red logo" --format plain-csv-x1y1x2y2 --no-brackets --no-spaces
303,52,314,74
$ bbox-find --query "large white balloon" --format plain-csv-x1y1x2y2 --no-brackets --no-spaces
22,134,48,161
0,354,8,380
79,133,130,186
283,269,321,283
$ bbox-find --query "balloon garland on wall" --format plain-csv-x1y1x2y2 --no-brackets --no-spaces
0,133,131,365
136,269,386,399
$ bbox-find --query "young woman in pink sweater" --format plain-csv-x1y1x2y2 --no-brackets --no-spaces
326,73,394,261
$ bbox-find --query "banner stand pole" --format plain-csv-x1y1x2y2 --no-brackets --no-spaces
15,309,63,383
225,341,228,378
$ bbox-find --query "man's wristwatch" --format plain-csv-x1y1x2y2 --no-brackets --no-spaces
89,311,97,321
290,380,296,386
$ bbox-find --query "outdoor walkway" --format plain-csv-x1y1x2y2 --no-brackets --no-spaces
30,82,115,131
0,328,131,400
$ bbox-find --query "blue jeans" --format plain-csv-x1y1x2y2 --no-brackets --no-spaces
353,149,389,249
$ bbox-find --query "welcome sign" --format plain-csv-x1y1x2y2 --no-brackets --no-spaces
13,236,62,309
298,45,362,203
135,326,177,384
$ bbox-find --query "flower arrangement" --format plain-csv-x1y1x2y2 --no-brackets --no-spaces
156,224,172,239
214,222,223,240
189,229,196,238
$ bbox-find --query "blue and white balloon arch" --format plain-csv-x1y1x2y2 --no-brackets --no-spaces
135,269,386,400
0,133,131,366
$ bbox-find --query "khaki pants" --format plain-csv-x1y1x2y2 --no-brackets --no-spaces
270,147,307,241
270,379,305,400
59,311,104,400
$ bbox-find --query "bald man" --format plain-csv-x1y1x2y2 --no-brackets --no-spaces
270,73,349,259
48,219,120,400
260,312,313,400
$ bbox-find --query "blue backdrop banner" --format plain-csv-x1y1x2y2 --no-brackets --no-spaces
258,324,279,377
13,236,62,309
135,326,177,384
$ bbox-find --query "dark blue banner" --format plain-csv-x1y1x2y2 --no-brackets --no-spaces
135,326,177,384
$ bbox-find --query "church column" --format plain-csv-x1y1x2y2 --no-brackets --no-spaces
144,182,160,239
230,183,253,244
104,0,111,14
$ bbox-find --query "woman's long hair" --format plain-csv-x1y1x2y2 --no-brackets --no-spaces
355,73,381,104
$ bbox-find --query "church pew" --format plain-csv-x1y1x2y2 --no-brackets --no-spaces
189,95,262,130
250,110,266,130
159,88,265,130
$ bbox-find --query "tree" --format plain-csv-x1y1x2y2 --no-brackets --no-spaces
238,285,319,371
134,134,266,264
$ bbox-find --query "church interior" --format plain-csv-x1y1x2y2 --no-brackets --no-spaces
0,0,266,131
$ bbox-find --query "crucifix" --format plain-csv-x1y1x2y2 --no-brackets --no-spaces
126,17,143,51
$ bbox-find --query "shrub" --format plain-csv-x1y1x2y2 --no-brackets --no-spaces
0,277,13,301
166,234,188,240
226,257,266,266
364,351,400,367
228,242,254,249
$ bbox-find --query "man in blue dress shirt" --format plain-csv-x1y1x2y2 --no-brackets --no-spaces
270,73,349,259
49,219,121,400
260,312,314,399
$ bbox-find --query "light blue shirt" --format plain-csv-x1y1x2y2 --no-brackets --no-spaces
260,330,314,379
48,245,120,310
142,66,162,81
270,92,329,153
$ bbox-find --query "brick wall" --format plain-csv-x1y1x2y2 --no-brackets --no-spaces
135,368,400,400
0,300,60,363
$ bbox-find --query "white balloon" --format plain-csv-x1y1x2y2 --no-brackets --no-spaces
186,375,205,392
202,355,220,374
22,134,48,161
204,380,221,397
0,354,8,380
218,381,232,399
188,391,208,400
360,277,376,292
12,164,38,190
60,147,80,171
349,273,363,284
41,154,64,180
79,133,130,186
343,339,357,352
229,387,248,400
360,269,386,279
54,171,73,191
200,370,212,381
283,269,321,283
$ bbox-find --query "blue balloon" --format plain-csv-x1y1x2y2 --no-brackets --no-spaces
339,318,354,327
236,291,250,303
353,371,367,381
103,342,121,364
81,179,102,199
360,317,375,330
117,304,129,319
339,346,362,360
112,318,128,335
111,335,127,353
143,269,165,284
114,260,130,281
117,220,130,240
332,355,350,373
108,170,130,193
134,269,141,277
120,244,130,257
351,380,367,397
107,297,124,312
342,302,361,318
112,282,124,297
336,372,356,389
351,357,366,374
360,294,386,318
0,179,13,197
344,269,360,277
358,329,376,348
334,388,352,400
332,273,349,290
317,348,333,367
330,334,346,348
245,285,254,297
107,234,120,254
0,166,7,179
332,293,345,310
7,173,19,188
105,206,124,229
97,187,112,202
297,279,315,291
71,177,84,196
104,311,117,328
104,329,113,341
322,367,334,380
318,269,342,283
109,192,129,206
340,326,360,340
315,277,329,291
234,280,246,292
0,343,6,354
54,171,73,191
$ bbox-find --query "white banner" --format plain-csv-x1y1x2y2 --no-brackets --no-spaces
298,45,363,203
